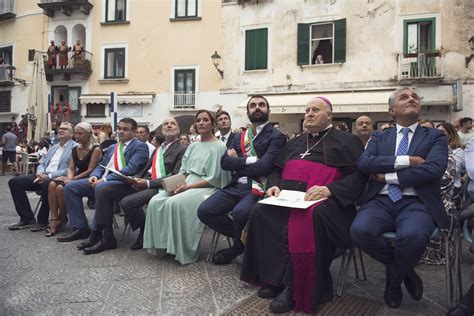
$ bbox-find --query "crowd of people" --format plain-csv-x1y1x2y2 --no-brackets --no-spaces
4,87,474,314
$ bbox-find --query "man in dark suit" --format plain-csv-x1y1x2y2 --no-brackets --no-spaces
215,110,236,148
94,118,186,251
198,95,287,265
350,87,449,309
58,118,149,254
8,122,76,231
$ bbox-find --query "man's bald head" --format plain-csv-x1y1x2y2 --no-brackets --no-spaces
354,115,373,143
161,118,180,141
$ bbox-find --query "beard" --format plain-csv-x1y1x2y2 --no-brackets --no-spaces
248,110,269,123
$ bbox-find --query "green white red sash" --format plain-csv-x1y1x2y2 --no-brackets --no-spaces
240,129,265,196
151,146,167,179
113,143,126,170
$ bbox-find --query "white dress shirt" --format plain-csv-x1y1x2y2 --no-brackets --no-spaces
379,123,418,196
45,140,71,175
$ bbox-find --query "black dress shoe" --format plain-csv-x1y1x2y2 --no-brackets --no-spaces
83,238,117,255
131,231,143,250
257,285,283,298
403,268,423,301
77,232,102,250
212,246,243,265
269,287,294,314
57,228,91,242
384,266,402,309
446,303,473,316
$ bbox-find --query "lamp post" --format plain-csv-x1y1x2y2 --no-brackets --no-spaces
211,51,224,78
465,36,474,68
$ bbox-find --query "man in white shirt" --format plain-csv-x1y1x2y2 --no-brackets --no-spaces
458,117,474,146
8,122,76,231
215,110,235,149
137,126,155,158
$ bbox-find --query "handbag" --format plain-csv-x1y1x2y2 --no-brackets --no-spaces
160,173,186,194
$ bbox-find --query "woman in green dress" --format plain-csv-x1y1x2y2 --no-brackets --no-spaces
143,110,231,264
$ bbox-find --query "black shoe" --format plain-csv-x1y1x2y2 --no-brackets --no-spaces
77,232,102,250
384,266,402,309
131,230,143,250
269,287,294,314
447,303,473,316
57,228,91,242
403,268,423,301
30,223,49,232
83,238,117,255
212,246,243,265
257,285,283,299
8,219,36,230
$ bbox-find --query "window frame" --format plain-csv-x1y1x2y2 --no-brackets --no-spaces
86,103,106,117
244,27,268,71
309,22,335,65
403,17,436,55
0,90,12,112
0,45,13,66
174,0,198,19
104,47,126,79
105,0,127,22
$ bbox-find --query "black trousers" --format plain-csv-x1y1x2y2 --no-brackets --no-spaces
8,174,51,224
120,188,158,230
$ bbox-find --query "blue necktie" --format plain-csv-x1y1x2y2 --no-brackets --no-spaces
388,127,410,202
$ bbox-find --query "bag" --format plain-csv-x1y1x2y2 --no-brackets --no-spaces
160,173,186,194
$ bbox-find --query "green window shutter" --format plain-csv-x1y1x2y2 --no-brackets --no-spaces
334,18,346,63
245,28,268,70
297,23,310,65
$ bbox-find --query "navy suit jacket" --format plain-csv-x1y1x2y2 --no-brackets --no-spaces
221,123,286,184
358,126,449,228
225,132,237,149
91,138,149,182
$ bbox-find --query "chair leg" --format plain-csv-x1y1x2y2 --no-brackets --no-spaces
357,247,368,281
445,231,453,308
351,248,360,280
112,216,119,229
207,230,218,262
455,231,463,300
336,249,352,297
33,196,42,217
121,221,130,242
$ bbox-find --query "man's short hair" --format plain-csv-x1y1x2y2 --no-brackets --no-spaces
60,122,74,132
216,110,231,121
388,87,415,108
246,95,270,112
138,126,150,134
460,117,473,126
119,118,138,130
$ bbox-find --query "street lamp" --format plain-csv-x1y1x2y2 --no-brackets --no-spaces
465,36,474,68
211,51,224,78
5,65,15,81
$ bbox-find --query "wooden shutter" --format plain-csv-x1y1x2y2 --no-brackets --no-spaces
245,28,268,70
297,23,310,65
334,18,346,63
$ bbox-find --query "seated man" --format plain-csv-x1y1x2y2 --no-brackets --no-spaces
350,87,449,309
8,122,76,231
93,118,186,251
58,118,148,255
198,96,286,264
240,97,366,314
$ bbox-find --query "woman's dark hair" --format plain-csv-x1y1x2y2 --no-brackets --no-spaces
436,122,462,149
195,109,216,128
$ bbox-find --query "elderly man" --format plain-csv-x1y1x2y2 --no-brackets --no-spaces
58,118,148,254
8,122,76,231
198,96,286,265
351,87,448,309
354,115,373,148
240,97,366,314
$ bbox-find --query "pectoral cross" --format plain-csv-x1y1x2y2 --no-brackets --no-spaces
300,150,310,159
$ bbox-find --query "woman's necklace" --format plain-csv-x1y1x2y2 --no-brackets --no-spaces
299,127,332,159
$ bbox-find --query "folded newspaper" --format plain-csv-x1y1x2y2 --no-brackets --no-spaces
100,164,134,181
258,190,327,209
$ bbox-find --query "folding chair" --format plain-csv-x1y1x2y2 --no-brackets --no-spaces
336,247,368,296
206,229,232,262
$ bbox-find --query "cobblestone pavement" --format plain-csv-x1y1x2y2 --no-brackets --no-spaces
0,174,473,315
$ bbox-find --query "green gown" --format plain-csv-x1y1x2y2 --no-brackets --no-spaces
143,140,231,264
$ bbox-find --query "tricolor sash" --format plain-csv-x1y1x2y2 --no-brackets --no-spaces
151,146,167,179
240,129,265,196
113,143,126,170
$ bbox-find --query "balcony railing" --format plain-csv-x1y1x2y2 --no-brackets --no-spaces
398,52,444,80
173,92,195,109
0,0,16,21
0,64,14,86
44,50,92,81
37,0,93,17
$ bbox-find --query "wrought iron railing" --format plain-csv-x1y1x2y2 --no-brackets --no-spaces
173,92,195,109
398,53,444,80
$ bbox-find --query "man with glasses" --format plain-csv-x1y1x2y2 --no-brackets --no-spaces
8,122,76,231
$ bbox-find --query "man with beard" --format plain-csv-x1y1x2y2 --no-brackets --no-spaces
216,110,236,148
354,115,374,148
77,118,186,251
240,97,366,314
198,95,286,265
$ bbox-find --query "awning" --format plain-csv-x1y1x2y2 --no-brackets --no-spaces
80,94,154,105
236,88,452,114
